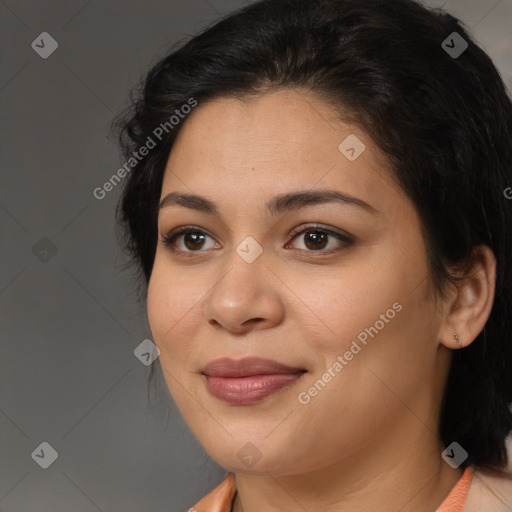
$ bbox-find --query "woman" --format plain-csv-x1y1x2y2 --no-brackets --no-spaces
112,0,512,510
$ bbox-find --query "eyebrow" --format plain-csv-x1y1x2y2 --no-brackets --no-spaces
158,189,380,216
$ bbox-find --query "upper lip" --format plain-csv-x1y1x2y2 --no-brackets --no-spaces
202,357,306,378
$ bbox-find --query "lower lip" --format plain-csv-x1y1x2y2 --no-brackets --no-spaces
204,372,305,405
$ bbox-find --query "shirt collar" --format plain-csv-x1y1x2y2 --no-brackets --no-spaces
189,466,474,512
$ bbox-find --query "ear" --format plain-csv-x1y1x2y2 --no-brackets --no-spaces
438,245,496,350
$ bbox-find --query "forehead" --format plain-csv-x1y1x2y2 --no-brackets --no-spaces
161,89,403,217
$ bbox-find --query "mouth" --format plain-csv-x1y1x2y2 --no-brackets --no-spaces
201,356,307,405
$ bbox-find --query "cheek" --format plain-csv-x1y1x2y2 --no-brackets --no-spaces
147,269,199,400
299,266,403,353
147,275,170,341
147,266,193,354
301,261,435,408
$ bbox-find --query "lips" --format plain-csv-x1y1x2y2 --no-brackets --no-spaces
201,357,307,405
202,356,306,378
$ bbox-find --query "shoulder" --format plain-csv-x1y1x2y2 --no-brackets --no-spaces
464,465,512,512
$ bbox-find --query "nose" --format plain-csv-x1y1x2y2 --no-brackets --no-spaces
204,252,286,335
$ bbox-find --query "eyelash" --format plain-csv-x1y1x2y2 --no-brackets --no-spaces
160,224,354,256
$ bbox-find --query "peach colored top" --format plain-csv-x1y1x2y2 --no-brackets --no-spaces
188,466,474,512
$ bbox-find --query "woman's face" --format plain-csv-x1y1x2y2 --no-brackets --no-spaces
147,89,451,476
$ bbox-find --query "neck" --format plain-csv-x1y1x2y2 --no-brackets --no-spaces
231,422,464,512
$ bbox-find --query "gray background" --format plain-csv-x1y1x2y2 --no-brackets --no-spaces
1,0,511,511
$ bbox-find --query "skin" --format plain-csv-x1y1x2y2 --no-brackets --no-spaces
147,88,496,511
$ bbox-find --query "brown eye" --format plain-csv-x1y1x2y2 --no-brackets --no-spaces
161,228,217,252
160,224,353,256
302,231,329,250
287,226,353,253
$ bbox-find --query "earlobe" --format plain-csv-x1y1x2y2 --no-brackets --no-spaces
439,245,496,350
453,333,462,348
